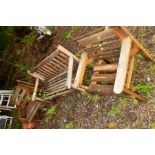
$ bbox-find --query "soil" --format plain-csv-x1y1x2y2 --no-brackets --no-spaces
13,26,155,128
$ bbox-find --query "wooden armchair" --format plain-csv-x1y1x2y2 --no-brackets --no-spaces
28,45,79,101
73,26,153,102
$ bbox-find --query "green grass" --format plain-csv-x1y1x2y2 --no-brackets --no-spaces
132,83,154,96
151,122,155,129
80,91,100,102
108,106,121,117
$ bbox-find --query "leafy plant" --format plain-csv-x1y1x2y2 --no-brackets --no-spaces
47,105,57,116
66,122,74,129
108,106,121,117
132,83,154,96
16,33,37,55
64,31,72,40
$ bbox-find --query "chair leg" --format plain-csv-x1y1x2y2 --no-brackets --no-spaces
123,88,147,102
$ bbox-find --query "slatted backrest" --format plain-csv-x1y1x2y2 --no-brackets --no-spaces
29,45,79,100
29,45,79,81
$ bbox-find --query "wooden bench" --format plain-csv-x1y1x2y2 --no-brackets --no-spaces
73,26,153,102
28,45,79,101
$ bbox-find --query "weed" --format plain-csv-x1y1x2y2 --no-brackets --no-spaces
64,31,72,40
81,91,100,102
133,99,139,106
151,122,155,129
108,105,121,117
47,105,57,116
66,122,74,129
132,83,154,96
119,97,127,107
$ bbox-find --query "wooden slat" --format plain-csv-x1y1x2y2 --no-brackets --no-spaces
114,37,132,94
16,89,26,105
32,78,39,101
30,49,59,73
46,77,67,88
27,71,45,81
46,80,67,92
53,58,67,68
66,56,74,89
76,29,116,47
73,27,105,41
43,64,58,74
57,45,79,62
126,56,135,89
85,39,121,53
49,60,64,70
27,102,41,122
87,84,114,95
123,88,147,102
89,49,120,58
45,86,68,97
93,63,118,72
46,70,68,84
56,55,68,65
73,52,88,88
11,86,22,104
91,73,116,82
45,62,61,73
44,89,73,100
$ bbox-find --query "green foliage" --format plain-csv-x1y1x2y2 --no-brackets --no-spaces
64,31,72,40
119,97,127,107
151,122,155,129
83,64,94,86
132,83,154,96
16,33,37,55
0,27,14,54
80,91,100,102
108,105,121,117
66,122,74,129
47,105,57,116
45,105,57,123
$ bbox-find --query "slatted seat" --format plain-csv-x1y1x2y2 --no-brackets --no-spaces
28,45,79,101
73,26,154,102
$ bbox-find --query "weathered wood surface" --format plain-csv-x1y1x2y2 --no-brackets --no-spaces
112,26,153,61
114,37,132,94
87,84,114,95
76,29,117,47
57,45,79,62
91,73,116,82
93,63,118,72
73,52,88,88
123,88,147,102
32,78,39,101
66,56,74,89
26,102,41,122
16,89,27,105
126,56,135,89
73,27,106,41
85,39,121,53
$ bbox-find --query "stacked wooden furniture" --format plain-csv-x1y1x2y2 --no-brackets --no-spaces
28,45,79,101
11,80,45,123
73,26,153,102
